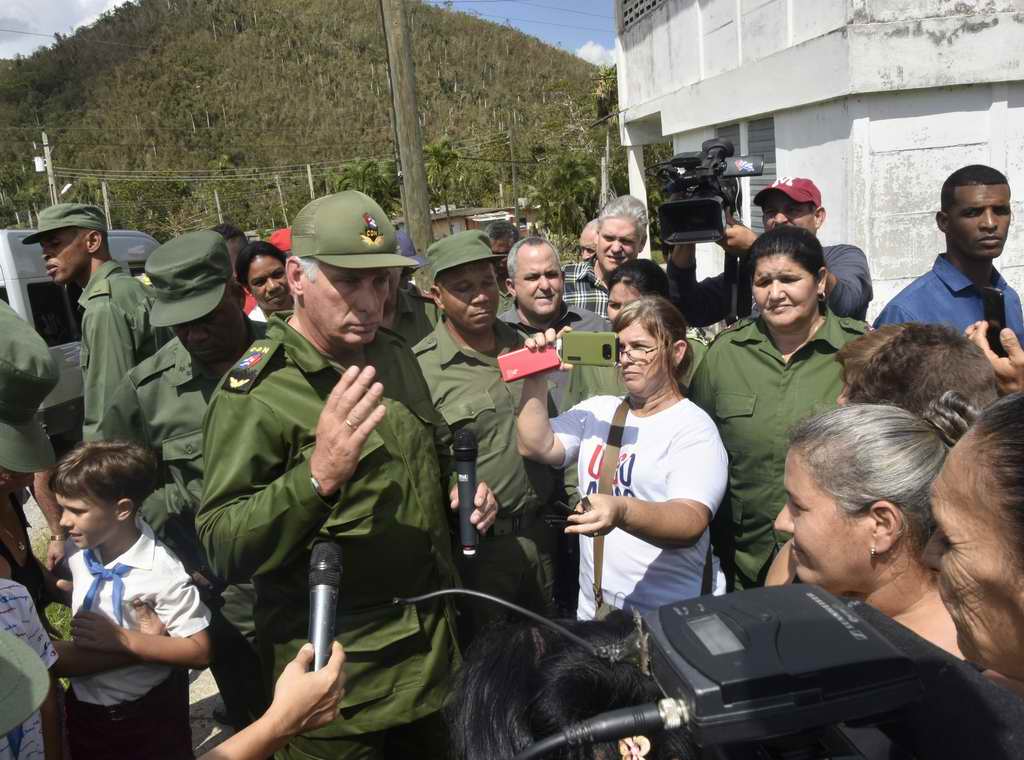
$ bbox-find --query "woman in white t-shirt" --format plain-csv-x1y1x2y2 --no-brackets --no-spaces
516,296,728,619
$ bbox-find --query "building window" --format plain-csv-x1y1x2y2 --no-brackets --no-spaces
621,0,666,31
747,117,777,234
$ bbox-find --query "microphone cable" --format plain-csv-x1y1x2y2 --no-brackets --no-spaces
509,698,689,760
394,588,598,655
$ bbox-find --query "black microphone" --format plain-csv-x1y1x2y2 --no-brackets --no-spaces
308,542,342,671
453,429,479,557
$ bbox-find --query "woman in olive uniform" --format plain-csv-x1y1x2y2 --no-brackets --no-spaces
689,226,866,590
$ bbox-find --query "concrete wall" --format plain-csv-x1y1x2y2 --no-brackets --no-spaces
618,0,1024,321
668,83,1024,322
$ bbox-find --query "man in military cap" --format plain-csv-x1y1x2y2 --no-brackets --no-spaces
92,230,267,730
196,191,498,759
382,230,437,347
25,203,167,438
414,230,561,639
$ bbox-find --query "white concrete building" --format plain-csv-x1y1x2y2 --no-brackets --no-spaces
615,0,1024,320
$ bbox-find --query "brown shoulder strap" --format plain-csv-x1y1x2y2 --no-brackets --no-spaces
592,399,630,611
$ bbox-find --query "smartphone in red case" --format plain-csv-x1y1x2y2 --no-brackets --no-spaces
498,344,562,382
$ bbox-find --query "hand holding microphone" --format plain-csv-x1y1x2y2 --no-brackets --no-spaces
449,429,499,546
308,542,343,672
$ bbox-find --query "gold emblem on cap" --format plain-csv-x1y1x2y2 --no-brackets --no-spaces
360,212,384,246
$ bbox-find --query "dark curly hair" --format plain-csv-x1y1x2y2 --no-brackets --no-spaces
842,323,997,416
445,611,697,760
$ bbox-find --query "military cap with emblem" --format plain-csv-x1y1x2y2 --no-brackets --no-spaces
23,203,107,245
0,301,59,472
292,190,409,269
145,229,231,328
426,230,501,279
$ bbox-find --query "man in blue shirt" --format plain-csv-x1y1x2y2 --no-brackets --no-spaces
875,165,1023,340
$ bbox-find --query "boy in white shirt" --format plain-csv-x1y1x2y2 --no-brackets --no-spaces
49,440,211,760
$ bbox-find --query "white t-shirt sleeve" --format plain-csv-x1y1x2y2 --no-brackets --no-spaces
149,559,211,639
550,396,617,469
664,413,728,515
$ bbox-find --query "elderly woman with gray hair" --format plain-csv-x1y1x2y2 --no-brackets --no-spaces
767,397,973,657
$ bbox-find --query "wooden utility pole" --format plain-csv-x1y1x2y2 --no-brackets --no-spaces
213,189,224,223
306,164,316,200
274,176,289,225
509,119,519,232
380,0,432,252
41,132,58,206
101,180,112,228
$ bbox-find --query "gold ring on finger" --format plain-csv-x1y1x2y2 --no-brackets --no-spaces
345,418,358,430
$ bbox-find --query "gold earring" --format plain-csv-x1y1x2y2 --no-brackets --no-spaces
870,545,877,559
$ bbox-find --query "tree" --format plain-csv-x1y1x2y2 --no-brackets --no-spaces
423,138,460,234
528,153,598,239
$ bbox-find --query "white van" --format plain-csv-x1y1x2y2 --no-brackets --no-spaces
0,229,160,446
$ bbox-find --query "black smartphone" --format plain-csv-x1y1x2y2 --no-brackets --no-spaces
982,286,1009,358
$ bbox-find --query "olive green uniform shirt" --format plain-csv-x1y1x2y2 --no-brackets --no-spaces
413,318,560,518
92,320,266,576
390,288,437,348
79,260,168,438
197,316,460,740
688,311,866,589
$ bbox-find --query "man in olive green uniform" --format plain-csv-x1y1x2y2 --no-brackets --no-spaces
197,192,498,760
485,219,518,315
26,203,167,439
688,314,866,590
383,234,436,347
92,230,267,729
414,230,561,638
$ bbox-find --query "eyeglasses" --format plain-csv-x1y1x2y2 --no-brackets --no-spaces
762,203,817,222
619,345,659,364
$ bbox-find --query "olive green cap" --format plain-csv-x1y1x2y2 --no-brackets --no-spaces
427,230,500,279
0,630,50,736
292,191,409,269
146,230,231,327
0,301,58,473
23,203,107,245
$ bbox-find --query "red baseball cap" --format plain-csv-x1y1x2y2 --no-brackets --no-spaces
268,227,291,254
754,178,822,208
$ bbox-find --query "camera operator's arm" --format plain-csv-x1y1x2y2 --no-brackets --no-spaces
667,244,735,327
821,244,872,320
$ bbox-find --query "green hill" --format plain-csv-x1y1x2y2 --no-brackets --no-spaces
0,0,624,239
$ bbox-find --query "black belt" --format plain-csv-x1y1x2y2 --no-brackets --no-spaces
489,509,540,538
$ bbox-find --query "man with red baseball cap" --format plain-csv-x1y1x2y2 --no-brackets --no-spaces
667,177,872,326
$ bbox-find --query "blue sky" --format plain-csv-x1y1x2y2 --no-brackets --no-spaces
1,0,618,64
422,1,617,64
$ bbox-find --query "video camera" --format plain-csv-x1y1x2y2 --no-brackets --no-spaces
652,138,764,246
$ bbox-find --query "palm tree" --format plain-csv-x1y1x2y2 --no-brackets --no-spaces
423,138,460,234
528,153,599,239
331,160,401,215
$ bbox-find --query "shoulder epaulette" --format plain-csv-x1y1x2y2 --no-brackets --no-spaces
221,340,282,394
411,332,438,356
836,316,869,335
86,279,113,300
130,342,179,384
708,317,754,345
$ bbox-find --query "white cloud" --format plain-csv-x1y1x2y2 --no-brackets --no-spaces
0,0,130,59
575,40,615,67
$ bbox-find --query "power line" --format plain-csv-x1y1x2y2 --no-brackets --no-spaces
421,7,614,34
0,26,150,50
426,1,614,20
